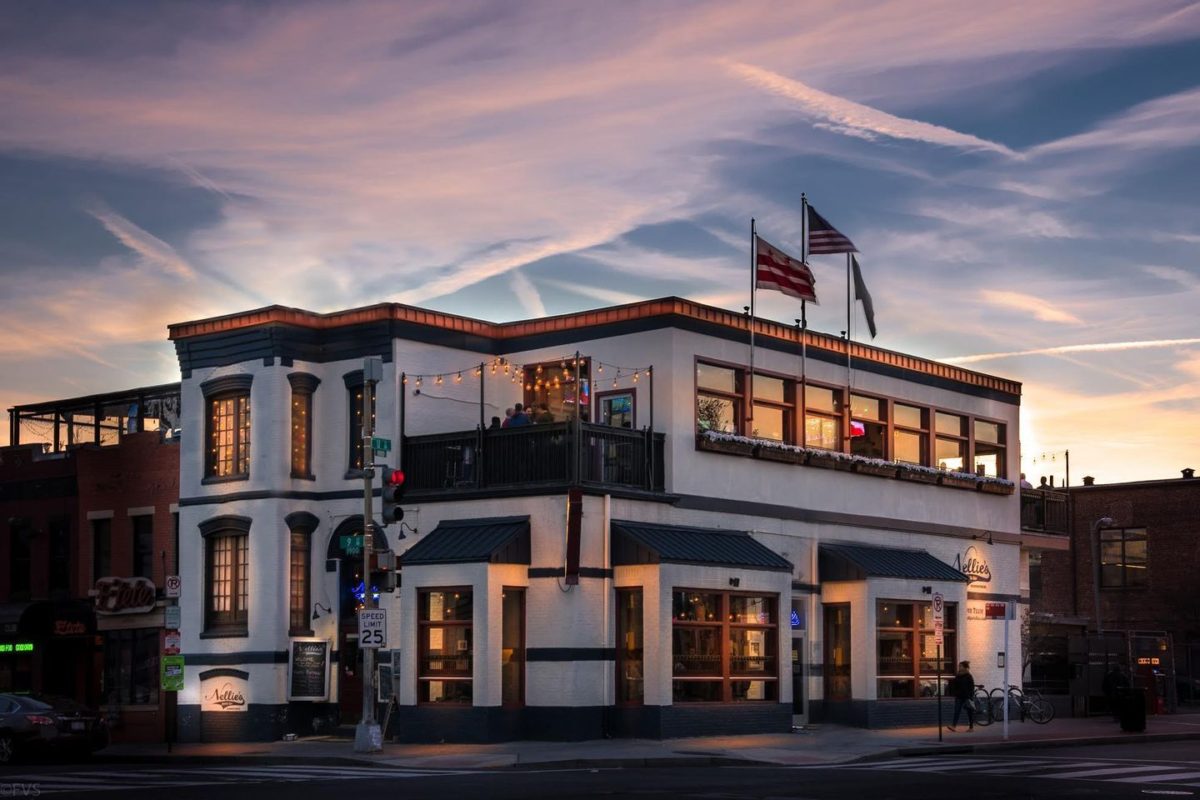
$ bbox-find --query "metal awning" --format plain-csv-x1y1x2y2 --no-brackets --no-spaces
611,520,792,572
398,516,530,565
819,543,968,582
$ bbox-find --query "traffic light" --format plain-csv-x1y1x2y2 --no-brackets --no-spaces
380,466,406,525
371,549,397,593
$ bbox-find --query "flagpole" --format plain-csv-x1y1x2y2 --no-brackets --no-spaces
846,252,853,387
800,193,809,448
749,218,757,428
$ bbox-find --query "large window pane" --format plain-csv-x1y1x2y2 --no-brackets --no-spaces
672,628,722,675
936,437,965,471
730,629,776,675
673,592,720,622
851,419,886,459
419,588,473,705
805,415,840,450
697,363,737,393
617,589,644,704
850,394,882,421
974,419,1000,444
729,596,774,624
754,376,786,402
894,404,924,429
935,412,963,435
894,430,926,465
697,393,738,433
750,405,785,441
806,386,842,414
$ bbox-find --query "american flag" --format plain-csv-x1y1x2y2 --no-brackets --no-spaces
807,205,858,254
755,236,817,303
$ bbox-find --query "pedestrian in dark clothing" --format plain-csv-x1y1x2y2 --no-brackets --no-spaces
488,416,502,430
1103,664,1130,721
948,660,976,731
508,402,531,427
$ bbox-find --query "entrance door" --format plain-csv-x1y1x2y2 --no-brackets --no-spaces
792,633,806,721
823,603,851,702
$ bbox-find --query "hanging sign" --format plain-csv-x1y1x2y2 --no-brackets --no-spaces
161,655,184,692
92,577,157,615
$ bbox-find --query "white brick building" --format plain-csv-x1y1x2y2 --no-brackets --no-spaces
169,298,1025,741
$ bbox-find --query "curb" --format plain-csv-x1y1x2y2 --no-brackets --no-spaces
91,754,388,768
893,730,1200,759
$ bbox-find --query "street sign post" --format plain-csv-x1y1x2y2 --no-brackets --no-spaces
359,609,387,649
371,436,391,456
932,592,945,741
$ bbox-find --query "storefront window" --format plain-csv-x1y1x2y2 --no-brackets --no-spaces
672,590,778,702
205,531,249,633
418,588,473,704
617,589,644,704
876,600,956,698
103,628,160,706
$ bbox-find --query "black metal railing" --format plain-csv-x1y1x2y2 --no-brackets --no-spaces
1021,489,1069,534
403,422,666,493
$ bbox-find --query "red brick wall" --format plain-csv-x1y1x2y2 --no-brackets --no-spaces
0,445,78,602
1037,478,1200,645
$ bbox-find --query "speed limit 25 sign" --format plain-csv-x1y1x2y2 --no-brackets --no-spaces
358,608,387,649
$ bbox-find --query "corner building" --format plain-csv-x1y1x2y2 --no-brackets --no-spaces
169,298,1026,742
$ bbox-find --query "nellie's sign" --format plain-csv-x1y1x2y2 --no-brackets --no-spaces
955,546,992,587
92,577,157,615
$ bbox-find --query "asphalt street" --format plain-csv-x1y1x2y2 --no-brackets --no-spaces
2,742,1199,799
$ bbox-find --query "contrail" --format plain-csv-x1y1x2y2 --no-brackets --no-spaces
944,338,1200,365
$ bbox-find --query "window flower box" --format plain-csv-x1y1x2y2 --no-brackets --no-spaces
696,432,755,457
979,479,1015,495
938,472,979,490
755,444,806,464
807,450,853,471
853,461,899,479
896,464,940,484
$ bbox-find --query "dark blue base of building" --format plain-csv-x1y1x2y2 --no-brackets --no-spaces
178,702,340,742
811,698,955,727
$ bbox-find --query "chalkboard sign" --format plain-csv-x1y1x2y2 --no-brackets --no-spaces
289,639,329,700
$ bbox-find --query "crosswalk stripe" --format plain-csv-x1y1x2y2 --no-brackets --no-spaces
857,757,1000,771
1113,771,1200,784
1047,765,1177,779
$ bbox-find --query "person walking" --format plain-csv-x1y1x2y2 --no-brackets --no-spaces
948,660,976,731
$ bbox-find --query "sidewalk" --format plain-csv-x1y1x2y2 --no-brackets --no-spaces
96,711,1200,770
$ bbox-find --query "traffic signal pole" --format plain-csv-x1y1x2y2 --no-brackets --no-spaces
354,357,383,753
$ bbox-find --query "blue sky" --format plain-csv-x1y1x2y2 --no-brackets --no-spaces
2,0,1198,484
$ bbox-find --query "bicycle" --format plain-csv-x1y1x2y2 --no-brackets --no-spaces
970,684,994,726
990,684,1055,724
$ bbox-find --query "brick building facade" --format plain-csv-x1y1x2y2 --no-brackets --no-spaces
1035,470,1200,710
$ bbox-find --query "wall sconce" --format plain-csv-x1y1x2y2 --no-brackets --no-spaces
729,577,740,588
311,602,332,621
921,586,932,594
972,532,994,546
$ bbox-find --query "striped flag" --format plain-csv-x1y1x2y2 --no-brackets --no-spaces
807,205,858,254
756,236,818,303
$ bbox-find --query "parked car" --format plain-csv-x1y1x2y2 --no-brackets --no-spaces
0,693,109,763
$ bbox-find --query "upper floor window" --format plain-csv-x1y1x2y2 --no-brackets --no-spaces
751,376,792,443
893,403,927,465
1100,527,1147,588
288,373,320,479
8,519,33,600
972,419,1006,478
934,412,966,472
201,375,253,480
850,393,886,460
132,515,154,579
48,516,70,596
344,371,377,473
92,517,112,584
696,363,741,435
804,385,843,451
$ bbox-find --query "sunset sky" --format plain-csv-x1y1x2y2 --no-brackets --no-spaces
2,1,1198,485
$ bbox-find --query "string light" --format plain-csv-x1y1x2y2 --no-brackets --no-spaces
455,372,463,384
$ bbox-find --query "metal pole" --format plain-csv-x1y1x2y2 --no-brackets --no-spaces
355,358,382,753
937,642,942,742
1003,602,1011,739
749,219,757,427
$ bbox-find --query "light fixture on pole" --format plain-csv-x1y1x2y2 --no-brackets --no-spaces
1090,516,1114,633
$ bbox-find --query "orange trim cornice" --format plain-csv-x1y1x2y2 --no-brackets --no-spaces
168,297,1020,396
